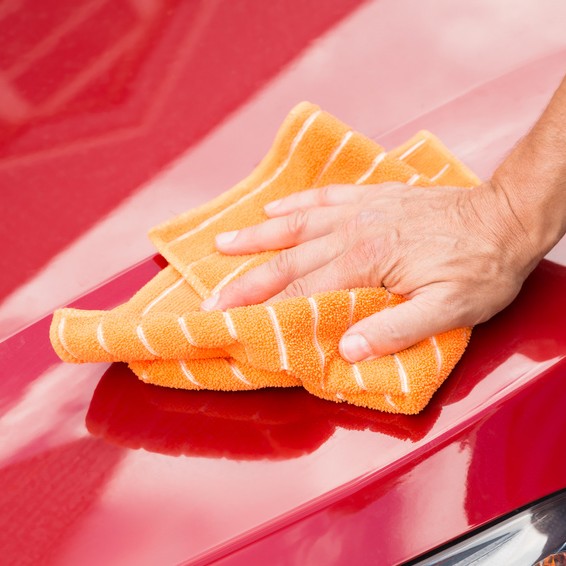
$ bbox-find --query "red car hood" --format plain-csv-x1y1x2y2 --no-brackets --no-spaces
1,1,566,564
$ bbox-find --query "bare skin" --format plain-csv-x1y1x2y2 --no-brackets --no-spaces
202,76,566,363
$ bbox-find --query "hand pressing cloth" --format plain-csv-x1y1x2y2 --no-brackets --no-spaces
50,102,480,414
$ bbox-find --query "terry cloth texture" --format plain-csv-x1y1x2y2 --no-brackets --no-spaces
50,102,480,415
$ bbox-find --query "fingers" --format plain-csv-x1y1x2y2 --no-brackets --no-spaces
339,291,456,361
202,234,344,310
267,253,363,303
263,185,368,217
215,206,351,255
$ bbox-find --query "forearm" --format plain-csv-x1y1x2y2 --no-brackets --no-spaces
492,75,566,261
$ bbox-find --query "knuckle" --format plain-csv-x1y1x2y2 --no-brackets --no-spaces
215,286,239,308
341,216,360,239
286,209,309,236
342,210,380,236
318,185,335,205
350,238,383,266
285,277,310,298
221,274,247,298
270,251,296,279
240,225,256,242
333,252,354,273
378,318,404,346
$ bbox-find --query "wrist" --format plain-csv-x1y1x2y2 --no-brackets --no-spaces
491,134,566,261
468,182,541,280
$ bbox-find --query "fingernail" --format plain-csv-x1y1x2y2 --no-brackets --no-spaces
264,199,282,213
201,294,220,311
340,334,373,362
215,230,238,247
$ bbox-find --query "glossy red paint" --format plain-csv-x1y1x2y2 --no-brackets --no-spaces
2,260,565,564
0,0,366,304
1,1,566,565
4,0,566,339
214,261,566,565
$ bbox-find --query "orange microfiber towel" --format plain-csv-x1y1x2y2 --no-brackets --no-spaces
50,102,480,414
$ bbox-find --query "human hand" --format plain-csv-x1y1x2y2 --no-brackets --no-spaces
201,182,540,362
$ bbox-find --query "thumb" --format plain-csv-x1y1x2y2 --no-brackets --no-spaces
339,292,454,361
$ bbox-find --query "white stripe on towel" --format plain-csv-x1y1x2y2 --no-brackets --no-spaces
398,138,426,161
430,336,443,376
313,130,353,185
136,324,159,356
210,257,257,296
352,364,367,390
393,353,410,393
430,163,450,182
180,360,202,386
347,291,356,328
171,110,322,245
355,151,386,184
178,316,197,346
57,317,79,359
223,311,238,340
142,278,184,316
96,321,111,354
385,395,398,409
227,360,252,386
